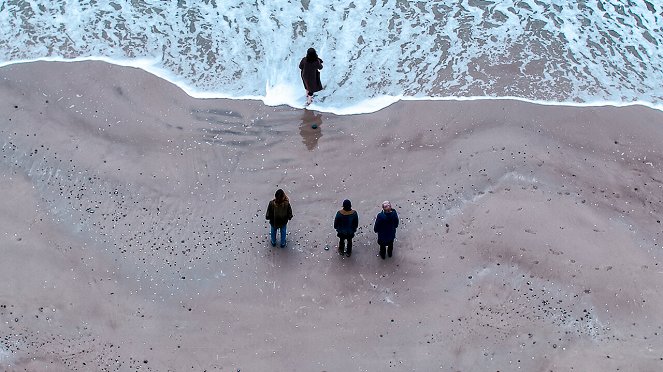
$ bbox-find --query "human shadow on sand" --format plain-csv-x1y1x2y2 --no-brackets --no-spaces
299,109,323,151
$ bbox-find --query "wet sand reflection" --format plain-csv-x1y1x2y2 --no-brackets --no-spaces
299,109,323,150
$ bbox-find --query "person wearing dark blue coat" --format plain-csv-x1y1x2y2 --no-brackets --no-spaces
373,200,399,259
334,199,358,257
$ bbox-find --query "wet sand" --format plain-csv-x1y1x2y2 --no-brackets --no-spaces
1,60,663,371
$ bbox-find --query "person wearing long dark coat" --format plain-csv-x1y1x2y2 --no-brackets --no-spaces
299,48,323,105
334,199,358,257
373,200,399,259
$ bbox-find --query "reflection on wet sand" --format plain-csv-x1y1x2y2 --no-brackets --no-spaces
299,109,323,150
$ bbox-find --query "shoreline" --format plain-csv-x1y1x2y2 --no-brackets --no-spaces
2,60,663,370
2,58,661,115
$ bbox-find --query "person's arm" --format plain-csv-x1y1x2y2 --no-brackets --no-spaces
299,59,304,70
266,202,273,221
317,59,323,69
394,210,399,228
352,212,359,232
374,214,380,233
334,212,340,230
287,203,293,220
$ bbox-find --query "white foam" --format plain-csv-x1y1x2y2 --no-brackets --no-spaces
0,0,661,115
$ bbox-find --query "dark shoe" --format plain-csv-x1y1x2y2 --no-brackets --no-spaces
271,241,276,247
280,244,286,248
387,251,392,258
380,253,386,260
345,252,351,257
338,249,345,256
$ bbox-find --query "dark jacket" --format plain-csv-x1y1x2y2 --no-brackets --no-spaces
334,209,358,237
374,209,399,244
299,57,323,94
266,199,293,228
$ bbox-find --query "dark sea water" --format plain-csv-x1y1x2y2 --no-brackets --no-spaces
1,0,661,113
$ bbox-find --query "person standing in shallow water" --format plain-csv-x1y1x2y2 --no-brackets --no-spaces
334,199,358,257
373,201,399,259
265,189,293,248
299,47,323,105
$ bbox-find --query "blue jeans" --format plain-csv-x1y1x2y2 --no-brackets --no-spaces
270,224,287,247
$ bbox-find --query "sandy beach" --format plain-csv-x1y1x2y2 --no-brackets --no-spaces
1,60,663,371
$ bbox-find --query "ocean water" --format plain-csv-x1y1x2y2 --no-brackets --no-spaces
1,0,662,114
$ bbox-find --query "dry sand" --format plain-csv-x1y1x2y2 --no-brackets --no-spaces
1,61,663,371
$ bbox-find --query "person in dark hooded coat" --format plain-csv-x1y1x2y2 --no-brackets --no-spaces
299,48,323,105
373,200,399,259
334,199,358,257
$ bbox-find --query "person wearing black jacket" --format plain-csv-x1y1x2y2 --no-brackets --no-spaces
299,47,323,105
373,201,399,259
334,199,358,257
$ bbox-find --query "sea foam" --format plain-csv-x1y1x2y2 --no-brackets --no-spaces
1,0,661,115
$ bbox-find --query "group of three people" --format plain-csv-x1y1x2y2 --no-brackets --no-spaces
265,189,400,259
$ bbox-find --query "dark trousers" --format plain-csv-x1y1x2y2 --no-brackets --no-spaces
338,236,353,255
379,241,394,259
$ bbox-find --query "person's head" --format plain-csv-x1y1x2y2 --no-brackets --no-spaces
342,199,352,211
275,189,286,203
382,200,392,212
306,48,318,62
